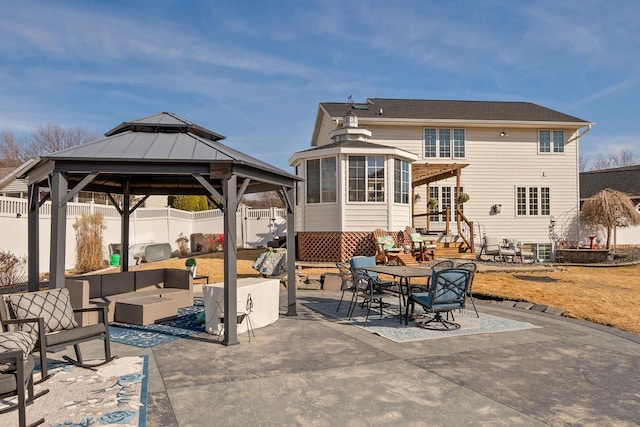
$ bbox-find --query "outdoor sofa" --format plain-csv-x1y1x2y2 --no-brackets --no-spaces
65,268,193,326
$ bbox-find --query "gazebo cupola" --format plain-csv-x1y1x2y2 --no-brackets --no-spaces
328,111,372,143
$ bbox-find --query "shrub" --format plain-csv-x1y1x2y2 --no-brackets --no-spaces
0,250,27,287
176,233,189,256
73,213,106,273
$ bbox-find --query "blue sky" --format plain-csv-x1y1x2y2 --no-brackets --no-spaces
1,0,638,171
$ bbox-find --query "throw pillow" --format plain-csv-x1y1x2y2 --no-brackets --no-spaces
409,233,423,242
0,331,37,372
376,236,395,251
7,288,79,335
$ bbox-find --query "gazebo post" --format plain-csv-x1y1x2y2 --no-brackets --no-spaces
121,180,131,272
49,170,68,289
27,183,40,292
285,186,297,316
222,174,239,346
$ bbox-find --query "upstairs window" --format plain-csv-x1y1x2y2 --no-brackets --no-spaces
306,157,336,204
348,155,385,202
424,128,465,158
539,130,565,153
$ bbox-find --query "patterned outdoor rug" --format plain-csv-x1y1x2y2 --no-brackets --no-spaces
305,298,541,342
0,356,148,427
110,300,205,347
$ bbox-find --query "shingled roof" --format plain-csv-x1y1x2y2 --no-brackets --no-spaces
580,165,640,200
321,98,589,123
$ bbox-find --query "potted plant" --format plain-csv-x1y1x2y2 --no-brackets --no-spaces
185,257,197,277
457,193,470,204
428,198,439,208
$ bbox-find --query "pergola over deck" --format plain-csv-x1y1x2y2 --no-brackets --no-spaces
411,162,472,250
19,112,301,345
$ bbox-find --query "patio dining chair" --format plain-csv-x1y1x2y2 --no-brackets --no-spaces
456,262,479,317
348,256,398,325
406,268,470,329
335,262,355,313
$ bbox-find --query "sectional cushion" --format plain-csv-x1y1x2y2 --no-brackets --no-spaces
101,271,135,296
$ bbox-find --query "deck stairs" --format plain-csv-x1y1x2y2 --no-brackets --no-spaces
423,234,477,260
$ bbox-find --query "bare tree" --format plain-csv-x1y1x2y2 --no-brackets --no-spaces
0,130,26,167
1,124,97,167
591,148,638,170
242,191,286,208
581,188,640,249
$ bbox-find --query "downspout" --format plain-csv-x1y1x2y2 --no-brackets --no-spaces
573,124,593,244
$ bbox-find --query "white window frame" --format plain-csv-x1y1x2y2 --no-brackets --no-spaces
516,186,551,216
538,130,565,154
424,128,465,159
348,155,385,203
394,159,410,204
306,156,336,204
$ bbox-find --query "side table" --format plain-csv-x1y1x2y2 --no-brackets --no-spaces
193,275,209,285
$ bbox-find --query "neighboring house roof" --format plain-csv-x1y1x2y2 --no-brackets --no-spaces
321,98,589,123
580,165,640,200
0,159,38,191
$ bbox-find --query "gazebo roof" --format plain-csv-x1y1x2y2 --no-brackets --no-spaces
23,112,300,196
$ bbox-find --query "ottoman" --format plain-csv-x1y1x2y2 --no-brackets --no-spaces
114,295,181,325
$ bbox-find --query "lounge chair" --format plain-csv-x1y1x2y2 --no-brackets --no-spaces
1,288,114,382
372,229,403,264
0,326,49,427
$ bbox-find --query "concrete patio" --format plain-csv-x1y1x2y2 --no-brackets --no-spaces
67,289,639,426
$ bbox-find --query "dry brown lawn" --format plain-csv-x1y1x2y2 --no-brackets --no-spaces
132,250,640,336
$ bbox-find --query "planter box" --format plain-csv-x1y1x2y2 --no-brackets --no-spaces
556,249,609,263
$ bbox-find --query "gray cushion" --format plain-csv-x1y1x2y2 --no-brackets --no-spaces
7,288,79,334
0,331,36,372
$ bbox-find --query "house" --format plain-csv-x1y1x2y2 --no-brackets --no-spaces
580,165,640,245
289,98,593,262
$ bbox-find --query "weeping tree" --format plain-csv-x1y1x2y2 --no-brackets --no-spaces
580,189,640,249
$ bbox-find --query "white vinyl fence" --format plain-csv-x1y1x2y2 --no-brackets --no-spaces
0,196,287,276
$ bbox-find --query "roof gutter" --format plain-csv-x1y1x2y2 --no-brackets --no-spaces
568,123,594,143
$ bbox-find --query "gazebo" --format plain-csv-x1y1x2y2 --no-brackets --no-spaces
19,112,301,345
